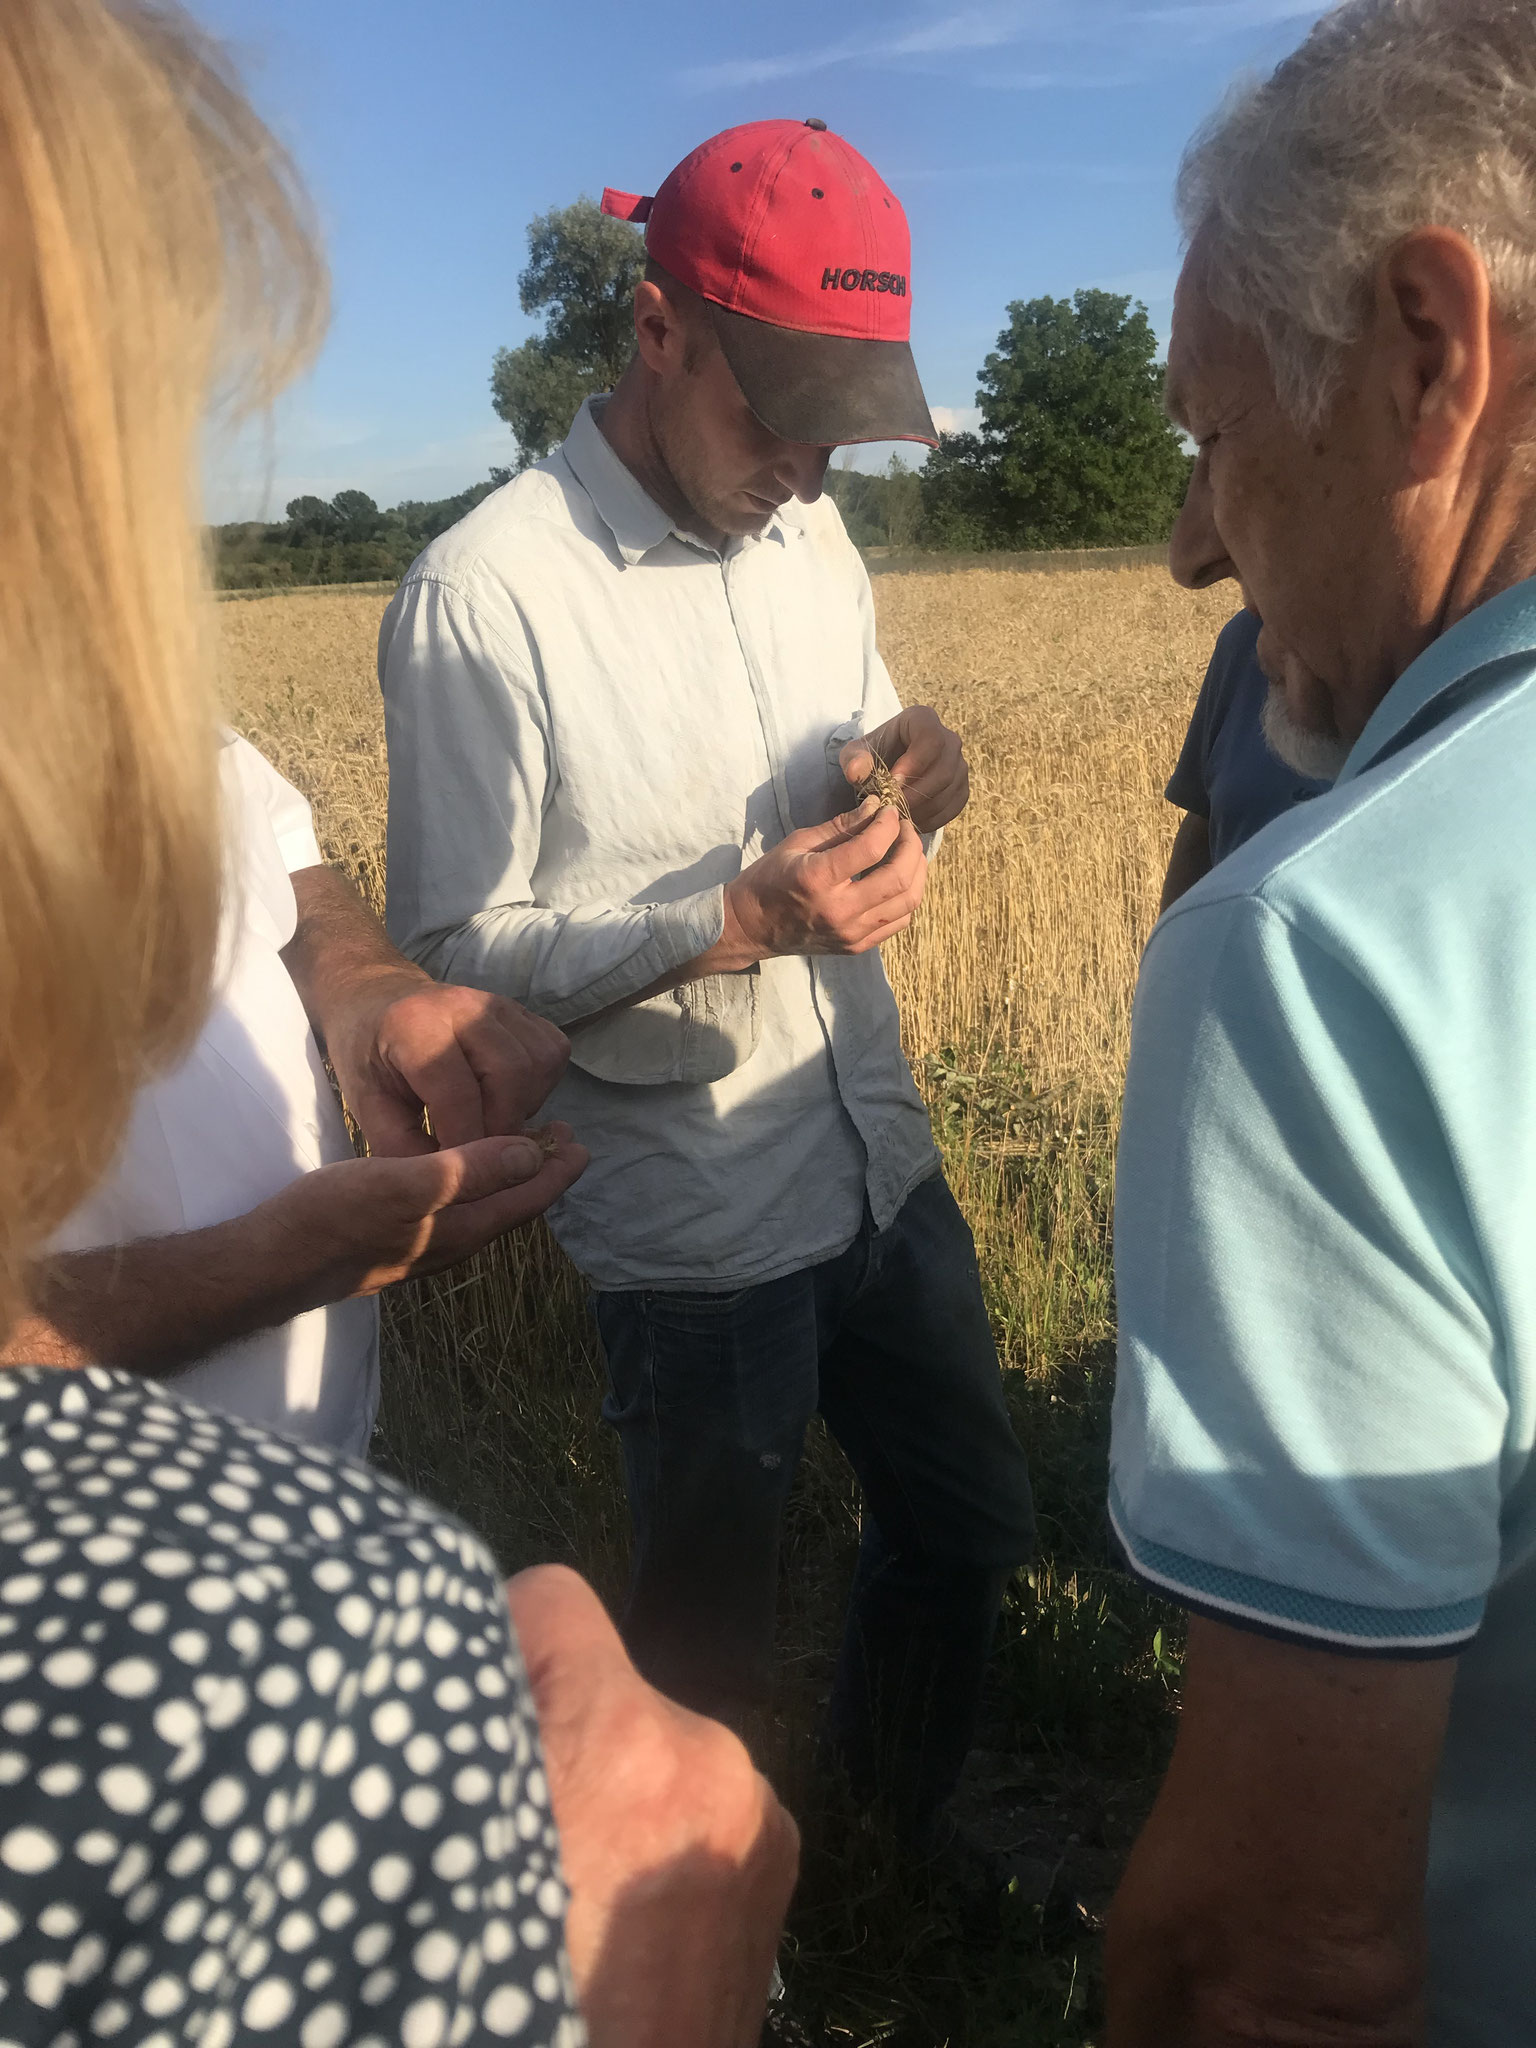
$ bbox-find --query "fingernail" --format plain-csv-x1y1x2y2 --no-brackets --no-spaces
502,1140,541,1179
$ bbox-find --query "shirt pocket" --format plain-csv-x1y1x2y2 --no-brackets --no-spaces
565,968,760,1086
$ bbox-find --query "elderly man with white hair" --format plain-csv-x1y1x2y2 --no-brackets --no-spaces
1105,3,1536,2043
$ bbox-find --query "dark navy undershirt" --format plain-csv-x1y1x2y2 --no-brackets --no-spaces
1167,610,1330,865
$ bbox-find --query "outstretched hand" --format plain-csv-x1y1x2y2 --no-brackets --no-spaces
262,1127,589,1302
839,704,970,832
508,1566,799,2048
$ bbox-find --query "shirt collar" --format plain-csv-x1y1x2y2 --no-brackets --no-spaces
561,398,673,565
559,396,797,567
1339,574,1536,785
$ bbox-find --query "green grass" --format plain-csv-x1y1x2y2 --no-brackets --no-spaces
374,1056,1180,2048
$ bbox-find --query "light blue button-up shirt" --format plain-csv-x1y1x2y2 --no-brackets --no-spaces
379,399,938,1291
1110,576,1536,2045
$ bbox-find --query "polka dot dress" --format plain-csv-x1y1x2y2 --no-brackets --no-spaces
0,1367,585,2047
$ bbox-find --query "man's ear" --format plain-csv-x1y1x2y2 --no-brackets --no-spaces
632,280,689,378
1374,227,1494,482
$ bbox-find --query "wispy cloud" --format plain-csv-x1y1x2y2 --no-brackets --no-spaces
973,68,1140,90
681,0,1327,96
887,5,1035,57
681,36,869,94
1143,0,1324,28
681,4,1033,94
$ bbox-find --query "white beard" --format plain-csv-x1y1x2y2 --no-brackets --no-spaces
1261,685,1350,782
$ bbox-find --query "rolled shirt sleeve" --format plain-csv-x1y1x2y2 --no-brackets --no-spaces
380,574,726,1030
1109,889,1505,1654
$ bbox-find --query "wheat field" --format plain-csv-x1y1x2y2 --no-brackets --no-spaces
220,564,1236,2048
219,566,1230,1089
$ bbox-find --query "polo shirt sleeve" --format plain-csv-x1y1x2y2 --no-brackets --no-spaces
1109,889,1505,1655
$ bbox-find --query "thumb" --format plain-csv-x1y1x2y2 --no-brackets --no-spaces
839,736,875,785
811,800,901,881
415,1132,546,1212
806,795,885,848
507,1566,635,1735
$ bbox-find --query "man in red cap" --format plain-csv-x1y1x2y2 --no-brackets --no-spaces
380,118,1034,1852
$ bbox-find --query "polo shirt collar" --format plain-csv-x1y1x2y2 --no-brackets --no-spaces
1339,574,1536,785
560,396,798,566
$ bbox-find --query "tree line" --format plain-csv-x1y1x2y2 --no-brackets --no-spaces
214,198,1191,587
214,477,514,591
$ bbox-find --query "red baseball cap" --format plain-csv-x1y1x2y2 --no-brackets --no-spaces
602,118,937,449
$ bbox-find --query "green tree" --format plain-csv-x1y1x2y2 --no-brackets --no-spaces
284,494,337,543
921,290,1192,550
329,489,382,542
825,455,925,549
491,197,646,470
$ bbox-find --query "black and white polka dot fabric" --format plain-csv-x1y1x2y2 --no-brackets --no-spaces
0,1367,584,2047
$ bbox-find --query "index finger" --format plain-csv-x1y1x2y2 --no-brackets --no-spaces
454,1014,564,1134
882,723,947,788
400,1036,489,1151
350,1084,435,1161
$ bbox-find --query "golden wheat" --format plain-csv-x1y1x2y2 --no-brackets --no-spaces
855,745,912,820
869,566,1232,1095
219,565,1234,1098
218,588,394,908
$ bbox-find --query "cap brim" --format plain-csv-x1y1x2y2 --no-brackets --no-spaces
707,303,938,448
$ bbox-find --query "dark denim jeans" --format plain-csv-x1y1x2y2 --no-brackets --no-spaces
594,1172,1035,1837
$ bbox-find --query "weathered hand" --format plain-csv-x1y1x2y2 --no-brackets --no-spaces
324,970,572,1158
260,1127,589,1301
839,704,970,832
507,1566,799,2048
720,798,927,964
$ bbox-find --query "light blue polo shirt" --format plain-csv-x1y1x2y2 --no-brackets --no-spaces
1110,576,1536,2047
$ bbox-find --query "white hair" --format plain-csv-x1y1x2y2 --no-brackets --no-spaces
1178,0,1536,428
1260,686,1350,783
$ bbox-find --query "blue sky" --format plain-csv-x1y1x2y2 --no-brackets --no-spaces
193,0,1329,521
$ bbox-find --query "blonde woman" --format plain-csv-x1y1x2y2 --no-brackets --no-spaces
0,6,795,2046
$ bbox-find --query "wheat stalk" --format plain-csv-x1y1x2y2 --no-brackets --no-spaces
856,743,912,819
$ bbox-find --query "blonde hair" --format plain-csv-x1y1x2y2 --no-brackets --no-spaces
0,0,326,1331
